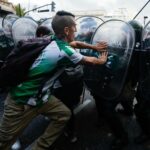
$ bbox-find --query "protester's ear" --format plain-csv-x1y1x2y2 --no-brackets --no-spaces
64,27,69,36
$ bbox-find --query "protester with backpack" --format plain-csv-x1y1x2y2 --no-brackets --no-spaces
0,10,108,150
53,34,107,144
36,20,107,143
36,17,107,144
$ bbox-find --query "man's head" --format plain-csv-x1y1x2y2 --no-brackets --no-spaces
52,10,76,42
36,26,51,37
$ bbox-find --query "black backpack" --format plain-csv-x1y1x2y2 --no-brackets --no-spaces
0,37,52,88
59,64,84,85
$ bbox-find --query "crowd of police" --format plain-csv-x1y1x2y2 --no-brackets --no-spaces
0,10,150,150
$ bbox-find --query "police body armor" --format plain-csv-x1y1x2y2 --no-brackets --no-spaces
0,27,14,67
138,20,150,102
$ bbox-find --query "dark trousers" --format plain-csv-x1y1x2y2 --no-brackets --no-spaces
93,94,127,139
53,80,83,135
134,89,150,136
0,95,71,150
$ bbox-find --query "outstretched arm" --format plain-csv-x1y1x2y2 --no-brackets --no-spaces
70,41,107,52
80,51,108,65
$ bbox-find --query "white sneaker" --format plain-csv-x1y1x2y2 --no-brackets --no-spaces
11,139,21,150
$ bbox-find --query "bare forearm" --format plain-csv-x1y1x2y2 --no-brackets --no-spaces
70,41,96,50
81,56,106,65
70,41,107,52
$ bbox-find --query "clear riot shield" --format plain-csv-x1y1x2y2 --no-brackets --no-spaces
2,14,19,37
40,18,54,34
12,17,38,44
75,16,103,44
75,16,104,64
83,20,135,100
138,21,150,101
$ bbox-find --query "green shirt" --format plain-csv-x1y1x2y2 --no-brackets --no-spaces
10,36,83,106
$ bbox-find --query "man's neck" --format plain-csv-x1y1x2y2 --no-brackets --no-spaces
56,35,69,43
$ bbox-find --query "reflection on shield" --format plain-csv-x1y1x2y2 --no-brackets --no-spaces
40,18,54,34
139,21,150,101
83,20,135,100
75,16,104,44
2,14,19,37
75,16,104,61
12,17,38,44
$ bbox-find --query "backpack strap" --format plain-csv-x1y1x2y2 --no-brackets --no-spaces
27,68,64,106
32,67,65,103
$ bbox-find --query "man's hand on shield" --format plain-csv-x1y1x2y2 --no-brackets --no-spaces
94,41,108,52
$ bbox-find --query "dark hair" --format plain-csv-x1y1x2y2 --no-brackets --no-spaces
52,10,75,37
36,26,51,37
56,10,75,17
